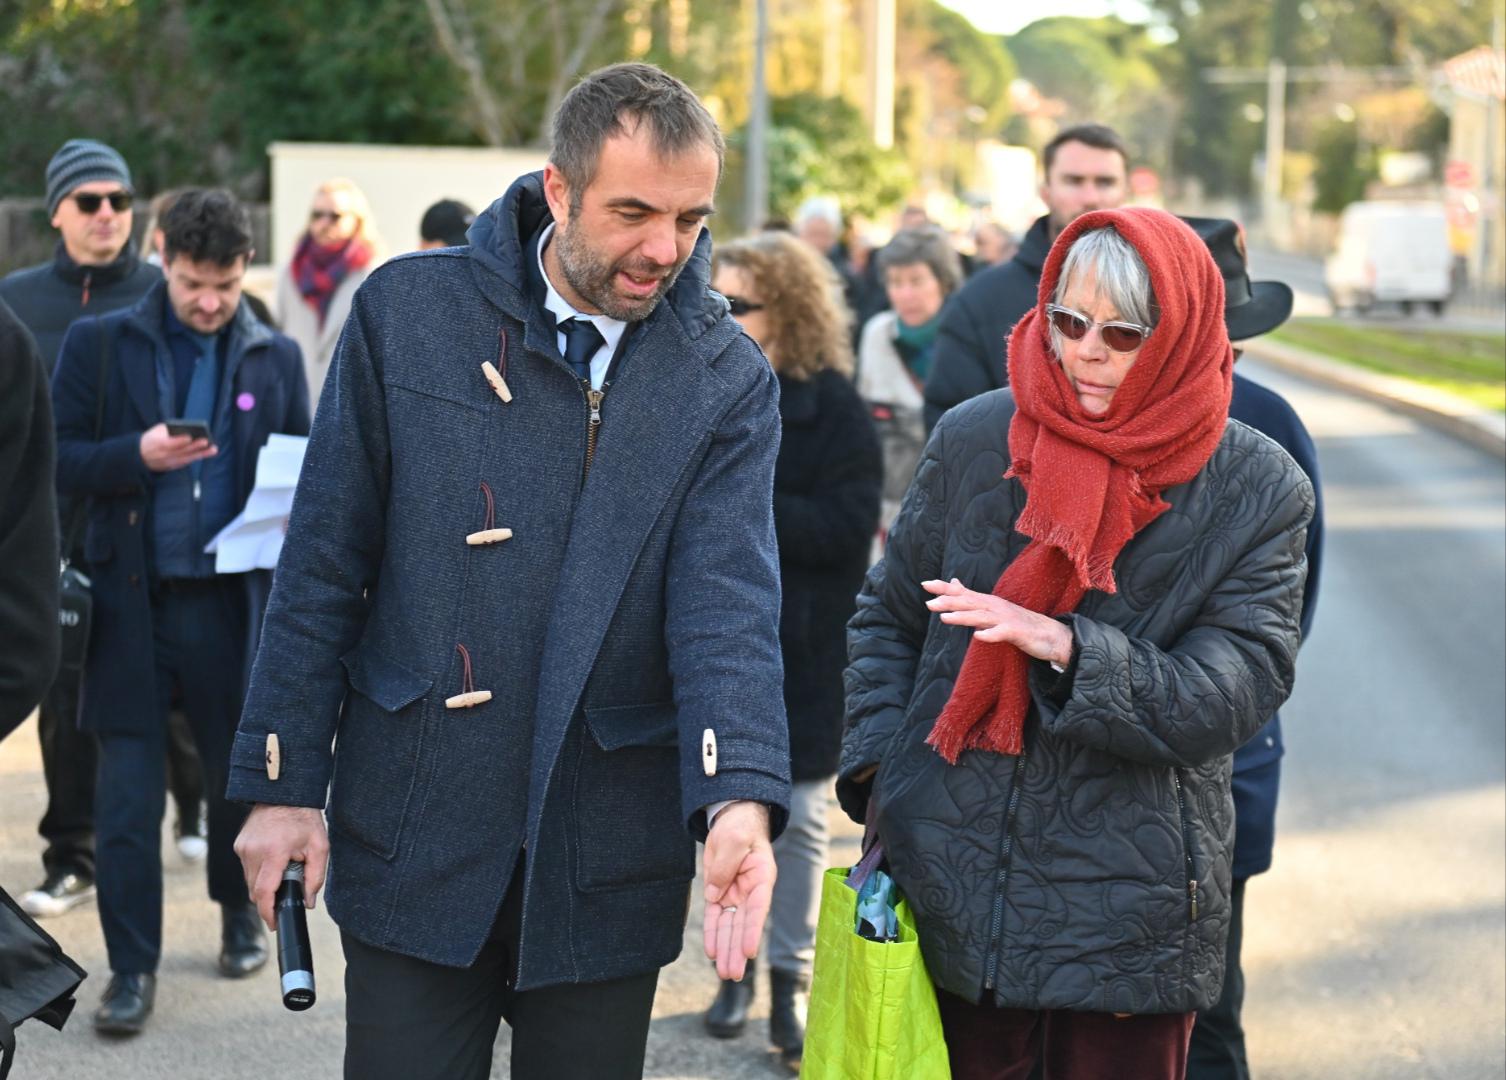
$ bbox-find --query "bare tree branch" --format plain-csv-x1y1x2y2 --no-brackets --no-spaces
537,0,619,145
423,0,507,145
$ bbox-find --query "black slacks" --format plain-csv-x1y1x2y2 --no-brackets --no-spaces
342,856,660,1080
1187,876,1250,1080
95,576,251,974
37,666,96,879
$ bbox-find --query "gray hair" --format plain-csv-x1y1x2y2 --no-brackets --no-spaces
1049,226,1157,354
877,226,963,297
795,195,842,230
550,63,725,209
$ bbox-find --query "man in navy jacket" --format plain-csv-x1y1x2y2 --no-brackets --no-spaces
229,64,791,1080
51,190,310,1035
1184,217,1325,1080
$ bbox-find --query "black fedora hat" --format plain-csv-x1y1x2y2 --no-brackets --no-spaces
1180,216,1294,341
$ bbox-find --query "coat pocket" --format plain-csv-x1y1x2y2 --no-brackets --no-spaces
572,702,696,892
327,646,434,861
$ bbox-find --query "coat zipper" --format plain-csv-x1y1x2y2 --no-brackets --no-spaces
1171,769,1199,921
581,380,606,484
983,751,1029,991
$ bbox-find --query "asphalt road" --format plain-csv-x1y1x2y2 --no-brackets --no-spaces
2,358,1502,1079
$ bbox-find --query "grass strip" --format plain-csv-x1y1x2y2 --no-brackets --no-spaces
1268,318,1505,413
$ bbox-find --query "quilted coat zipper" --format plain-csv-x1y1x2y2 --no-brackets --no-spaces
1171,769,1199,921
983,751,1029,991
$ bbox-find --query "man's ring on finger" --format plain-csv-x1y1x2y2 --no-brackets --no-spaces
723,905,738,915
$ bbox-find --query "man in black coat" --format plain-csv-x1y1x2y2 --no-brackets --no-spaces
1184,218,1325,1080
0,139,159,920
922,123,1129,431
0,300,59,741
51,190,311,1036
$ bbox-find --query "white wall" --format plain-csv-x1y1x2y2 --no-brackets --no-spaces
268,142,549,269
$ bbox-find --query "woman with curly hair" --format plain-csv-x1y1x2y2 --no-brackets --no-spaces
702,231,882,1072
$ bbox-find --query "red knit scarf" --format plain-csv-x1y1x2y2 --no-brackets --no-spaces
292,232,373,326
926,208,1234,763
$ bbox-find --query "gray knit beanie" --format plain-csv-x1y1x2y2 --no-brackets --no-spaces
46,139,134,215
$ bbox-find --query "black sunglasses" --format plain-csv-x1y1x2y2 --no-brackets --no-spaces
726,297,765,317
309,209,346,223
1045,303,1151,353
72,191,133,215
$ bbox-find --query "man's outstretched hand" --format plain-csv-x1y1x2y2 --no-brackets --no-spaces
701,801,775,982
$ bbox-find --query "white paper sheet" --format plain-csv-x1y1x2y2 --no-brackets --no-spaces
205,434,308,572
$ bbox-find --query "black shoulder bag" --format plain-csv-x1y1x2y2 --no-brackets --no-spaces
57,322,112,676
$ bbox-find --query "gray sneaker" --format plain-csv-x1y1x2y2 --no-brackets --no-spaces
20,871,96,917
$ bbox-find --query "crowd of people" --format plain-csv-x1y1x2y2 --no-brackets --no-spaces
0,61,1323,1080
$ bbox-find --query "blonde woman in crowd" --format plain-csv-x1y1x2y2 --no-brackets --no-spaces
275,177,382,410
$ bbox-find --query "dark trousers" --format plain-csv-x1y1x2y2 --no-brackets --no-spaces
938,991,1196,1080
166,707,206,830
95,577,251,975
342,856,660,1080
1187,877,1249,1080
37,666,96,879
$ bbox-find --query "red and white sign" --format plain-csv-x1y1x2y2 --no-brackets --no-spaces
1444,160,1475,188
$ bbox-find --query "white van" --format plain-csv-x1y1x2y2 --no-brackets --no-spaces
1324,201,1453,315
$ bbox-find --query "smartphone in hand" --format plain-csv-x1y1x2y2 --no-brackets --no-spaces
165,418,214,444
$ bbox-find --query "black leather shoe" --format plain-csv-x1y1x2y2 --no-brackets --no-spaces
704,963,755,1039
769,967,809,1072
219,903,269,978
92,973,156,1036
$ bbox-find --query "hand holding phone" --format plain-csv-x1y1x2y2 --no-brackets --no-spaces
140,421,217,472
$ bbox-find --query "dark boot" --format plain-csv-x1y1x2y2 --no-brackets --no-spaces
92,973,156,1036
769,967,809,1073
218,903,269,978
703,961,755,1039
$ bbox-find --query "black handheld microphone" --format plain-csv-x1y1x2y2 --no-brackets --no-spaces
275,861,316,1010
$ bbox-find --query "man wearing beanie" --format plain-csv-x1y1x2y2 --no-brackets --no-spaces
0,138,159,921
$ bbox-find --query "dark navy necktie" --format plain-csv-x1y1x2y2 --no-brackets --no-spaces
559,317,605,383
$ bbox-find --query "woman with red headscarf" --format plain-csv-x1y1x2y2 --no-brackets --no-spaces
835,209,1314,1078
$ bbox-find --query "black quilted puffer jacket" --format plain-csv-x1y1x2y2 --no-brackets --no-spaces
837,388,1313,1015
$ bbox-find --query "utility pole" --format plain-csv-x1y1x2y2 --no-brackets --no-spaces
822,0,842,99
864,0,895,149
1263,58,1286,244
745,0,769,231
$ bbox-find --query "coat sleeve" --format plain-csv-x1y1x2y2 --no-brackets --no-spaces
665,357,793,841
227,290,389,808
1033,463,1315,769
0,307,60,737
772,381,882,568
51,318,151,497
835,420,948,821
915,292,999,436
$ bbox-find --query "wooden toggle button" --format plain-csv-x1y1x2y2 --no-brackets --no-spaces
481,361,513,403
465,528,513,546
445,690,494,709
702,728,718,777
265,733,281,780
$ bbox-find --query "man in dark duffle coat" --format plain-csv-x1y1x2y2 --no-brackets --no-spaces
229,63,792,1080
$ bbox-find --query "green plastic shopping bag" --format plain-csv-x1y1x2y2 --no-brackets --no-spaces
799,858,951,1080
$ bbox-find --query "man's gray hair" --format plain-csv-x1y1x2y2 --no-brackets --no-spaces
795,195,842,230
877,226,963,297
550,63,725,207
1050,226,1158,351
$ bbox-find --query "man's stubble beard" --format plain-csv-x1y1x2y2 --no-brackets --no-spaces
554,215,688,323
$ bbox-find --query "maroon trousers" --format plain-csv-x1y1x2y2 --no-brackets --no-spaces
938,990,1196,1080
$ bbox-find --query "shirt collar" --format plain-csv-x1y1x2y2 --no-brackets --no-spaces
536,222,628,357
